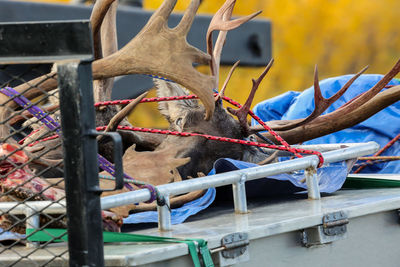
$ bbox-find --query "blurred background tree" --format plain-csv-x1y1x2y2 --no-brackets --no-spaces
137,0,400,127
18,0,400,126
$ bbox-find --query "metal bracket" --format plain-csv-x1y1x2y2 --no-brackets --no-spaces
322,211,349,236
302,211,349,247
221,232,249,258
211,232,250,267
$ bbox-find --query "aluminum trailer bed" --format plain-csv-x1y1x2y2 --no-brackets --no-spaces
1,187,399,266
1,142,399,266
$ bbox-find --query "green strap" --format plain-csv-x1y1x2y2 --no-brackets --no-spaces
26,229,214,267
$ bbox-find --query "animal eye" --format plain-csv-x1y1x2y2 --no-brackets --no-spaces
175,118,183,127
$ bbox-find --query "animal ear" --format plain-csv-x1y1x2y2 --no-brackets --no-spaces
154,79,199,123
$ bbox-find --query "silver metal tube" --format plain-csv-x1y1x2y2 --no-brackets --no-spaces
101,142,378,210
0,201,66,214
305,166,320,200
322,141,379,164
158,195,171,231
233,174,248,214
101,154,319,210
26,209,40,248
261,143,367,156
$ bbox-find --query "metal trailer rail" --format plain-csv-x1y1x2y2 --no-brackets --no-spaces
0,141,379,237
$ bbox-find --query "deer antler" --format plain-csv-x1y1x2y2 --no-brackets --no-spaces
252,59,400,144
207,0,261,87
227,59,274,134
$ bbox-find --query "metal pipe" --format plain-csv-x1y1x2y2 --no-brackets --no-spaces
322,142,379,164
0,201,66,214
101,154,319,210
101,142,378,210
233,174,248,213
26,209,40,248
261,143,368,156
158,195,171,231
305,166,320,200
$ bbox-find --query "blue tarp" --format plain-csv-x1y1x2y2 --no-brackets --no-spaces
252,74,400,173
125,74,400,224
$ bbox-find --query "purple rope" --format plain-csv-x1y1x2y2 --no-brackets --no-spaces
0,87,166,200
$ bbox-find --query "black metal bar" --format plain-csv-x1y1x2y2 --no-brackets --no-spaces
0,0,270,66
58,61,104,267
0,20,93,63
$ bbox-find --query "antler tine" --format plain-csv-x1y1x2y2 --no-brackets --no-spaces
148,0,177,24
209,0,234,86
271,64,368,131
329,58,400,117
215,60,240,102
175,0,200,34
90,0,117,59
93,0,118,102
102,92,147,134
207,0,261,54
207,0,261,82
228,58,274,132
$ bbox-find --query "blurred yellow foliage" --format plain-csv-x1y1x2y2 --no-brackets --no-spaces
21,0,400,127
134,0,400,128
15,0,71,3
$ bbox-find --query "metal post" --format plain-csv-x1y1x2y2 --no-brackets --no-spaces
26,209,40,248
233,174,248,214
58,61,105,267
306,166,320,200
158,195,172,231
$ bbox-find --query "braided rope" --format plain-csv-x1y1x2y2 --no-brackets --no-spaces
95,125,324,166
95,93,324,166
32,91,325,167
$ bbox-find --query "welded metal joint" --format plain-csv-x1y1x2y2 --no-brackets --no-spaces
233,174,248,214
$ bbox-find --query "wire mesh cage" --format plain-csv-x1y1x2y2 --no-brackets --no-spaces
0,63,68,265
0,20,101,266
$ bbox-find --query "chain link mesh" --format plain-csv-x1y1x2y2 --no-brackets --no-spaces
0,64,68,266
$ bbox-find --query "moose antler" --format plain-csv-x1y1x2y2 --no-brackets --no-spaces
252,59,400,144
93,0,216,119
3,0,215,120
215,59,240,101
207,0,261,87
227,59,274,134
267,65,368,131
91,0,118,102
